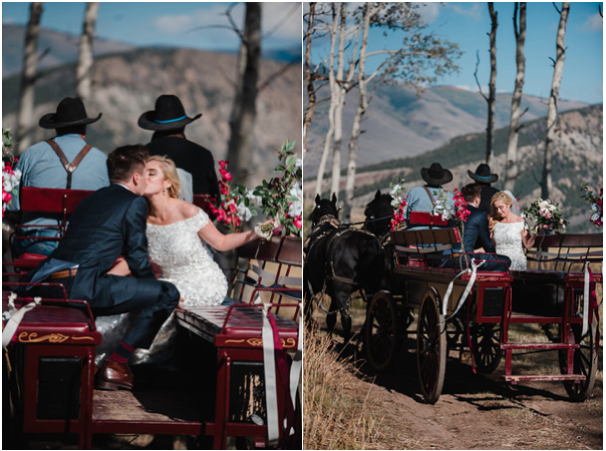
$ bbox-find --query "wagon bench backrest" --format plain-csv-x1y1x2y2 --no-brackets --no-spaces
392,227,461,250
232,237,302,321
16,186,95,243
526,233,603,271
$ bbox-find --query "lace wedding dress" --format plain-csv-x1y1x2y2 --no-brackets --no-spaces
146,208,228,307
493,221,527,270
95,208,228,366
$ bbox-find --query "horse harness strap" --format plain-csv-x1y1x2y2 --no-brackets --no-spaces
325,228,378,286
46,139,92,189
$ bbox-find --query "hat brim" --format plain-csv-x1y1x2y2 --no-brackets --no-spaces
138,111,202,131
421,167,453,186
39,113,102,129
468,170,498,184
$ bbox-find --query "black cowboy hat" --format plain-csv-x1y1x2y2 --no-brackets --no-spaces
468,163,498,184
38,97,102,129
138,95,202,131
421,162,453,186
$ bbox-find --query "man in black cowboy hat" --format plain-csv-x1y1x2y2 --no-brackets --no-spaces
468,163,499,214
7,97,109,256
139,94,220,203
405,162,455,229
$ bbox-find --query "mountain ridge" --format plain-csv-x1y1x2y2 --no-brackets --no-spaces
305,83,591,177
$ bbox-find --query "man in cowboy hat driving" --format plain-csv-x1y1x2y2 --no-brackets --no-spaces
406,162,455,229
468,163,500,215
138,94,220,203
7,97,109,256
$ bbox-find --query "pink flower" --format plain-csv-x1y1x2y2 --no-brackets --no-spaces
294,217,302,229
223,172,232,181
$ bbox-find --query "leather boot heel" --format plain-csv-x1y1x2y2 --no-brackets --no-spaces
97,380,122,390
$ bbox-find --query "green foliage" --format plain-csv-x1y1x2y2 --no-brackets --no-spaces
253,141,302,237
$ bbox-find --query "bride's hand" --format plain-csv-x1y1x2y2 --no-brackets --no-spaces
178,297,186,309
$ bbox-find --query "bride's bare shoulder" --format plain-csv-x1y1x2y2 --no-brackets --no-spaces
177,199,200,219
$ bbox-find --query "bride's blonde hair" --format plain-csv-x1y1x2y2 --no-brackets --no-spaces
147,155,181,199
489,191,514,233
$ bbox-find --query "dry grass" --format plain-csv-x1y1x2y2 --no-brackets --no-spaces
303,329,379,450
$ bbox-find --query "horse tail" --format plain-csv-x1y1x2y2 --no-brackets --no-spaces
355,235,386,295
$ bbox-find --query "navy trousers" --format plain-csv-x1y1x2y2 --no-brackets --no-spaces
45,275,180,350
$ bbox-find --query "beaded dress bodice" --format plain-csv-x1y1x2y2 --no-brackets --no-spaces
146,208,228,307
493,221,527,270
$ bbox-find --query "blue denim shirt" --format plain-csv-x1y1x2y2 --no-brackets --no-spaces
8,134,109,230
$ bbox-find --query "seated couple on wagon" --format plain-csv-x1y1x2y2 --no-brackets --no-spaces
23,145,268,391
406,163,534,272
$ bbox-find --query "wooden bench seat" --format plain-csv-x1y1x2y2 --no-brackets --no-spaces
176,304,299,349
2,297,101,345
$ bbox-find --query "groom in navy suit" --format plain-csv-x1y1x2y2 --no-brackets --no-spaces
26,145,180,390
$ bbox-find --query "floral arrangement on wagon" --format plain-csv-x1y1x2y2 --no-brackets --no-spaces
209,141,302,239
389,177,407,230
2,128,21,227
252,140,302,239
580,183,603,227
208,160,258,233
522,198,568,234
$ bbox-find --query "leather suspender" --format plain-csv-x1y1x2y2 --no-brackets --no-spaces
423,186,437,207
46,140,92,189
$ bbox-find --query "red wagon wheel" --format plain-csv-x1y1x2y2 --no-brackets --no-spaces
416,289,446,404
472,323,502,374
365,291,398,372
558,312,598,402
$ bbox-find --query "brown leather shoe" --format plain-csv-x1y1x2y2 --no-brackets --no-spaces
97,360,133,390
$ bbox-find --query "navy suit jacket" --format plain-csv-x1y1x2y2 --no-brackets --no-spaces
32,184,155,307
463,204,495,254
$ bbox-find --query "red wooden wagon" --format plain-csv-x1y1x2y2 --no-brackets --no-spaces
3,187,302,449
364,223,601,404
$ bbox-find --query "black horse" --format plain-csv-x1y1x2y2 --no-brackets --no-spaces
363,190,394,239
305,194,386,342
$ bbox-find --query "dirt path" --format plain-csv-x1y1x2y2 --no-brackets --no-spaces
349,354,602,450
320,313,603,450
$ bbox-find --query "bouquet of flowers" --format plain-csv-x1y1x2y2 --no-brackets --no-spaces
389,177,407,231
2,129,21,224
208,160,258,233
522,198,568,233
580,183,603,227
253,140,302,238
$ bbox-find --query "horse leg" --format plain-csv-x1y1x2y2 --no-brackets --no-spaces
326,310,337,338
341,308,352,345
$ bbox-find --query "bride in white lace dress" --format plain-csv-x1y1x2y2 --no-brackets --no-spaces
490,191,535,270
100,156,264,364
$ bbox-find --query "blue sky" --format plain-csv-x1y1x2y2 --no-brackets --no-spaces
309,2,603,104
2,2,302,51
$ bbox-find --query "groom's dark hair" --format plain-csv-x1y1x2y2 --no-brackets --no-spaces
107,144,149,183
462,184,482,203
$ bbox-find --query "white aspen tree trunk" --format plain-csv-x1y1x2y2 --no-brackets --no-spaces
330,2,347,200
76,2,99,101
303,2,316,161
486,2,498,168
541,2,569,199
16,2,43,155
227,3,262,185
343,3,371,222
504,2,526,192
314,3,340,196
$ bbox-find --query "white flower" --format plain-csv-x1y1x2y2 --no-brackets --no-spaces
295,158,302,169
391,197,402,208
236,203,253,222
538,200,549,209
290,183,302,199
289,199,303,218
246,191,261,205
